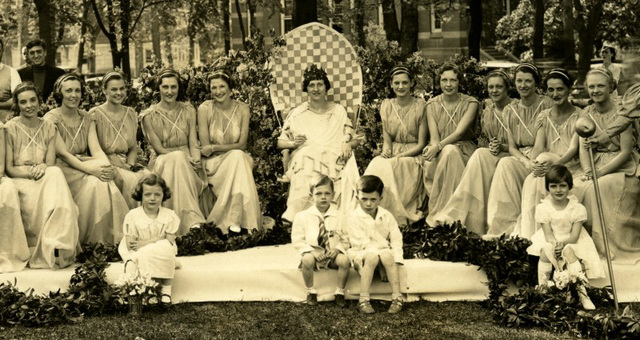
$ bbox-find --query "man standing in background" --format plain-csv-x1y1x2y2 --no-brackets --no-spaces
18,39,65,103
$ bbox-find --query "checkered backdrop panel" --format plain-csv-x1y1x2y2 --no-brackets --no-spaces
270,23,363,119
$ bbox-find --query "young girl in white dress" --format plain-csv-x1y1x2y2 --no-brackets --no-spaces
119,173,179,303
527,165,604,310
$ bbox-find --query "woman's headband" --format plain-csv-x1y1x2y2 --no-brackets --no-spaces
54,73,82,92
390,66,412,79
547,69,572,84
207,70,231,83
586,67,613,81
487,69,512,85
515,63,540,77
102,70,125,88
155,68,180,83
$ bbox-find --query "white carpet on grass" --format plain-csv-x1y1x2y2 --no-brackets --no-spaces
0,244,638,303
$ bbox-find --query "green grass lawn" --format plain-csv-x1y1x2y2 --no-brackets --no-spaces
0,300,573,340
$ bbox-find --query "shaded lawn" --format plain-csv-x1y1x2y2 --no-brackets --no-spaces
0,300,573,340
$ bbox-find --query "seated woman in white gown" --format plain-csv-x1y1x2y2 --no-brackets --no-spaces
140,68,206,236
197,71,261,233
0,120,30,273
576,68,640,264
485,63,554,236
364,66,427,226
89,71,150,208
434,70,514,234
44,73,129,245
422,63,479,227
277,64,360,224
5,82,79,269
513,69,581,239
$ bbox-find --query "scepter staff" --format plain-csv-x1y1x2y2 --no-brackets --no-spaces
575,116,619,313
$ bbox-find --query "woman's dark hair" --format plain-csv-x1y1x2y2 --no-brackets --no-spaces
543,68,573,91
302,64,331,92
11,82,42,114
131,173,172,202
438,63,462,82
53,73,85,105
207,71,234,90
155,68,186,101
602,46,616,62
514,63,541,84
545,164,573,191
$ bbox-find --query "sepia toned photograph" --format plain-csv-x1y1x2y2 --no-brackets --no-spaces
0,0,639,338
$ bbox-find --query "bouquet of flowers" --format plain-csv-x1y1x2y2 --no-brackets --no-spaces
114,270,161,315
552,269,587,290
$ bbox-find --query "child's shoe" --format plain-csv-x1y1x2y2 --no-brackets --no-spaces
160,285,172,304
388,298,403,314
306,293,318,306
334,294,346,308
357,300,375,314
577,286,596,310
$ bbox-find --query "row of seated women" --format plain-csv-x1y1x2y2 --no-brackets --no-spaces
362,63,640,264
278,62,640,266
0,69,261,272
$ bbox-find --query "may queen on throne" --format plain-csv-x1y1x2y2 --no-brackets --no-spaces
277,64,360,224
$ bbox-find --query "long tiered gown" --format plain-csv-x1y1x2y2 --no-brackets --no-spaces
512,108,581,239
90,105,150,208
5,117,79,269
574,106,640,264
485,96,554,235
279,102,359,225
0,122,30,273
198,100,261,233
44,108,128,245
364,98,426,225
140,102,206,235
433,98,512,234
423,94,478,226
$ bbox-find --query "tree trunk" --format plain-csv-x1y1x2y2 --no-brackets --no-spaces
468,0,482,60
164,28,174,67
399,0,418,58
235,0,248,50
293,0,317,28
353,0,366,46
532,0,544,59
381,0,400,43
189,36,195,66
573,0,605,83
33,0,56,65
222,0,231,53
152,16,162,61
119,0,131,77
561,0,576,70
76,0,90,71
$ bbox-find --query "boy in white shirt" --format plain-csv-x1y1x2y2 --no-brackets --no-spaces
291,174,351,307
347,175,404,314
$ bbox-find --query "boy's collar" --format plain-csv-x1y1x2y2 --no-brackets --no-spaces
310,204,338,217
354,205,380,219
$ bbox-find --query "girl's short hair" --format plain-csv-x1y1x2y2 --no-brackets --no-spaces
515,62,541,84
207,70,234,90
12,82,42,113
131,173,172,202
356,175,384,195
302,64,331,92
53,73,85,105
545,164,573,191
309,174,334,193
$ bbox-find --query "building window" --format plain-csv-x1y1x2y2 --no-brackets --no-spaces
281,0,293,34
430,4,442,33
145,49,153,63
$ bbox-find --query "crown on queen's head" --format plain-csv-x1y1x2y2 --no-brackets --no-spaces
304,64,328,82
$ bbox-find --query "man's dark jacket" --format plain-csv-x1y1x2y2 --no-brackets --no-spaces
18,65,66,102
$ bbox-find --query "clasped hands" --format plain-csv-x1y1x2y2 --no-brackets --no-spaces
28,164,48,180
0,89,11,102
87,163,117,182
315,249,339,262
488,137,501,156
553,241,565,258
531,159,551,177
128,234,165,251
422,143,440,161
